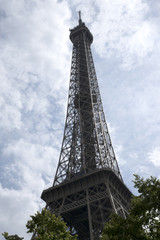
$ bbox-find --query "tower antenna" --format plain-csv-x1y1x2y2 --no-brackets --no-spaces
78,10,82,25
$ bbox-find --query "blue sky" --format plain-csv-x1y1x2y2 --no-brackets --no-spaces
0,0,160,238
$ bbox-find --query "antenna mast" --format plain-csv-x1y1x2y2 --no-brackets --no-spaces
78,10,82,25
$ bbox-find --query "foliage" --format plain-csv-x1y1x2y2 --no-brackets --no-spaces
26,208,77,240
101,175,160,240
2,209,77,240
2,232,23,240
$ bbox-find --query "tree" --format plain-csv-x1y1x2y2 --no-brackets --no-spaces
101,175,160,240
2,209,77,240
2,232,23,240
26,208,77,240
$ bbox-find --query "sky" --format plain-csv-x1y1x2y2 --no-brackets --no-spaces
0,0,160,238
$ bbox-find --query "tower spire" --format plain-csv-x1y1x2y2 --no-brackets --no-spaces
78,10,82,25
41,19,132,240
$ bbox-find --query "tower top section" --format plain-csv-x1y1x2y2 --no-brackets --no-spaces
78,10,82,25
70,12,93,45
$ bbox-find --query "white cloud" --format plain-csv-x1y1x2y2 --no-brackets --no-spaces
0,0,72,238
1,0,160,238
148,148,160,167
0,65,23,130
0,0,71,132
3,138,59,189
129,153,138,159
92,0,157,69
0,184,40,239
69,0,157,69
1,137,60,238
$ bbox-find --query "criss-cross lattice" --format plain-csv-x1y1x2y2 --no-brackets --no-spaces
41,19,132,240
53,22,122,186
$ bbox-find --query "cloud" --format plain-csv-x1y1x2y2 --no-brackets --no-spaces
91,0,157,69
148,148,160,167
0,0,71,132
0,184,39,239
3,139,59,181
1,0,160,238
68,0,158,69
0,0,72,237
0,65,23,130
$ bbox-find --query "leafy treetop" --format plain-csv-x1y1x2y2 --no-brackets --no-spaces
2,209,77,240
101,175,160,240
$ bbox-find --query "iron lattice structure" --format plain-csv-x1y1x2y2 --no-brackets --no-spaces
42,17,132,240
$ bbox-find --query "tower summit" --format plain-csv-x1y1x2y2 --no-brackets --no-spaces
41,15,132,240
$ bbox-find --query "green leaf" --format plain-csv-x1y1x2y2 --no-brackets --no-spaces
101,175,160,240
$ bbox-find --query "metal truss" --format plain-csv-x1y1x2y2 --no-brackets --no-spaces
41,21,132,240
53,22,122,186
42,169,132,240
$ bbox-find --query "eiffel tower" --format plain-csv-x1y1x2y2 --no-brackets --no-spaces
41,13,132,240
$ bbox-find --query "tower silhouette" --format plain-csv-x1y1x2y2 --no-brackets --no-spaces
41,14,132,240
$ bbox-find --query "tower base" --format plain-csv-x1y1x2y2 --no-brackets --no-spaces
41,168,132,240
